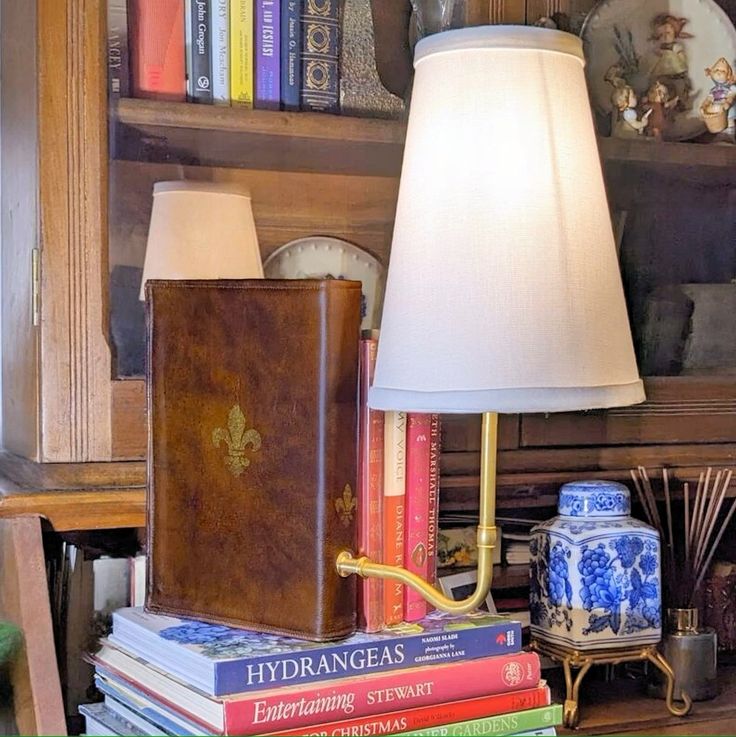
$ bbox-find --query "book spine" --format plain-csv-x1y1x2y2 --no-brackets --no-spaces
399,704,563,737
403,413,432,622
129,0,186,101
255,0,280,109
280,0,302,111
383,410,406,625
186,0,213,102
216,617,523,695
230,0,254,106
107,0,130,98
427,415,440,587
224,652,542,734
211,0,230,104
300,0,339,113
357,339,384,633
270,685,550,736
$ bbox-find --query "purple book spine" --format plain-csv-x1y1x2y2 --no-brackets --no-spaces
255,0,280,109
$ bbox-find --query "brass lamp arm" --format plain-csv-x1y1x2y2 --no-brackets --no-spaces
336,412,498,615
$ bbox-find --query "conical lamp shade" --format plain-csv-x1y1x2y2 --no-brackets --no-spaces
139,181,264,299
369,26,645,414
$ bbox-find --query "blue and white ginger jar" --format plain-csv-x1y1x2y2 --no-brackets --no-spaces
529,480,661,650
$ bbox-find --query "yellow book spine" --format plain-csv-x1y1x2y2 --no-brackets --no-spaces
230,0,253,106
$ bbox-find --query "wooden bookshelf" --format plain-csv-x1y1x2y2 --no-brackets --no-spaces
113,99,406,176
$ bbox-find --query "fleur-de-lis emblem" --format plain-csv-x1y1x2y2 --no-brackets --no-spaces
212,405,262,477
334,484,357,527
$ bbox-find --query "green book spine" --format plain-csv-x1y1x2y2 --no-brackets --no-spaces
400,704,562,736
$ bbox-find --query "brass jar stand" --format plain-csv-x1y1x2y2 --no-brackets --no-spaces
530,639,692,728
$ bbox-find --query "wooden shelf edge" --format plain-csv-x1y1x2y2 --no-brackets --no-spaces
114,98,407,146
0,488,145,531
599,135,736,170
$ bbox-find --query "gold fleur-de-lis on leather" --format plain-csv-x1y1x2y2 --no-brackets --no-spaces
335,484,357,527
212,405,262,477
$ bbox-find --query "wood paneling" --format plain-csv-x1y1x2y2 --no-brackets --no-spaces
37,0,112,461
111,380,147,460
1,0,40,460
0,517,66,735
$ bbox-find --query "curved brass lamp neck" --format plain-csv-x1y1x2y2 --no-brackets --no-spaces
336,412,498,614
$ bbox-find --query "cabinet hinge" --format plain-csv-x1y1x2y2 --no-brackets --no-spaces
31,248,40,326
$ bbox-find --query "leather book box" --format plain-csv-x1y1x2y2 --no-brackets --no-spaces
145,279,361,641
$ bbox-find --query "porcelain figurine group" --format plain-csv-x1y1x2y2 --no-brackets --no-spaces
605,13,735,143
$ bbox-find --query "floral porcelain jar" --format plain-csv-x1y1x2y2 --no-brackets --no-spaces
530,480,662,651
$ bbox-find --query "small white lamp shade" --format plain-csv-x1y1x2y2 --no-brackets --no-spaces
369,26,645,414
139,181,264,299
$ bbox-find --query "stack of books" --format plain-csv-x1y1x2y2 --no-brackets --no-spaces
81,607,561,736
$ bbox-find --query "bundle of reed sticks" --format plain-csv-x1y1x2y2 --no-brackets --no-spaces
629,466,736,609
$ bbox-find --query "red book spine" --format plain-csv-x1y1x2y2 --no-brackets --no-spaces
225,652,542,734
427,415,440,589
383,411,406,625
403,413,432,621
269,684,550,736
357,339,384,633
129,0,186,101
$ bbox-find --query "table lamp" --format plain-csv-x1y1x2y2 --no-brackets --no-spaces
336,25,646,612
139,181,263,299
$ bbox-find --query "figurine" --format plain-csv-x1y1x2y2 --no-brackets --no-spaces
605,65,651,138
700,57,736,140
644,80,679,141
647,14,694,111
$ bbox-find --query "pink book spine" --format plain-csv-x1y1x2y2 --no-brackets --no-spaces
357,338,384,633
383,410,406,625
269,684,550,736
427,415,440,588
403,413,432,621
230,652,542,735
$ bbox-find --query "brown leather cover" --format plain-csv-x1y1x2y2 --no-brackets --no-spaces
145,279,361,641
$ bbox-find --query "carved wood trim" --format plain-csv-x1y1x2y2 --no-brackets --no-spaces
38,0,112,461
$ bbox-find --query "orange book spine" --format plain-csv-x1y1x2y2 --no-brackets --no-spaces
383,410,406,625
357,339,384,632
129,0,186,101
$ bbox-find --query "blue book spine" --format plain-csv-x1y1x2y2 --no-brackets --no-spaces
281,0,301,111
300,0,339,113
213,619,523,696
211,0,229,104
255,0,280,109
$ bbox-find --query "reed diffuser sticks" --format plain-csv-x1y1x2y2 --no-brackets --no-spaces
629,466,735,609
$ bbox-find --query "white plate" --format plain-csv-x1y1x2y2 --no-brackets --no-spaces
263,236,385,331
582,0,736,140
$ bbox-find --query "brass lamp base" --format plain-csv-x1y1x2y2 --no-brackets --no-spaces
336,412,499,614
530,638,692,728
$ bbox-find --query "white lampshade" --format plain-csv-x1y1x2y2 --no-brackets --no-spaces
139,181,264,299
369,26,645,414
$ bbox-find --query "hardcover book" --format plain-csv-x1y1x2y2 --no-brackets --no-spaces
404,413,432,622
107,0,129,99
129,0,186,101
185,0,213,102
300,0,340,113
255,0,280,109
93,641,540,735
145,280,361,642
271,684,550,736
109,607,524,697
357,337,384,633
383,410,406,625
401,704,563,737
211,0,229,104
230,0,254,105
427,414,440,585
280,0,302,110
